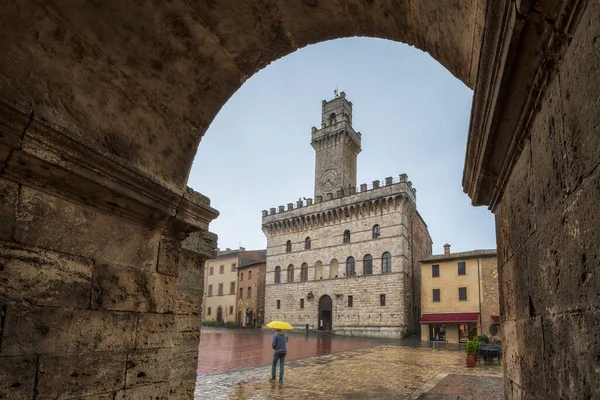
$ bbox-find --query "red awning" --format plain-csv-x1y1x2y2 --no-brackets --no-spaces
419,313,479,324
491,315,501,324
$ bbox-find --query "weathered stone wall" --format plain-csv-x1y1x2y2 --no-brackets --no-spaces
479,256,499,336
408,212,433,332
498,2,600,398
0,184,216,399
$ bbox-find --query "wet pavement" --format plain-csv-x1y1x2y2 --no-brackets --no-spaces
197,328,378,375
195,328,503,399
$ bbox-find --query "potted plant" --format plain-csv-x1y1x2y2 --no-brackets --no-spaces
466,339,478,367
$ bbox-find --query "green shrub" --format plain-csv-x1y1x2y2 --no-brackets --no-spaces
465,340,477,354
202,320,218,327
479,334,490,343
225,321,237,328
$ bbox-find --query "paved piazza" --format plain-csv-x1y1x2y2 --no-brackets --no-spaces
195,329,503,399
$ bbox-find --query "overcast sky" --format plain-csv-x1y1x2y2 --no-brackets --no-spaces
187,38,496,255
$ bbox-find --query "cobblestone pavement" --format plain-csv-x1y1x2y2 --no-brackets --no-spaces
195,344,503,400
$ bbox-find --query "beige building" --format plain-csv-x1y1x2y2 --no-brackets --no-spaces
203,248,266,324
262,93,432,339
419,245,499,344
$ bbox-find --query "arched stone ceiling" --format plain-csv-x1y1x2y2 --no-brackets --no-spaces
0,0,485,192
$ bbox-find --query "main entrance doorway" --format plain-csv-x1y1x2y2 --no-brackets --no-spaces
217,307,223,323
318,295,332,331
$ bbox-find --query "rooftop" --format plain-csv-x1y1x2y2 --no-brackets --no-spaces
420,249,496,263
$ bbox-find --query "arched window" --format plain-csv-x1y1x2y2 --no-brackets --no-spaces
315,261,323,280
286,240,292,253
239,287,243,298
305,237,311,250
301,263,309,281
363,254,373,275
247,287,252,298
329,112,336,125
274,266,281,284
330,259,338,279
382,252,392,274
343,230,351,244
346,256,355,277
287,264,294,282
372,224,381,239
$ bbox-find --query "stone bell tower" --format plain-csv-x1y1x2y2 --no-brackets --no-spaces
311,91,362,198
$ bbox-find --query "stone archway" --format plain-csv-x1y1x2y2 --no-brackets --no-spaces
0,1,597,399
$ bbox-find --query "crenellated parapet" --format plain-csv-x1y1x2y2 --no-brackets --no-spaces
261,174,417,236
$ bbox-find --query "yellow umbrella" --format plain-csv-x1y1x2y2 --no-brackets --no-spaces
266,321,293,330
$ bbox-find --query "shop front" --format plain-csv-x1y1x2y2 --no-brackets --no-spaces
420,313,480,344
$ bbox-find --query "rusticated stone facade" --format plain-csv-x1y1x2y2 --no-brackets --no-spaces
262,94,432,339
1,1,598,398
237,260,267,328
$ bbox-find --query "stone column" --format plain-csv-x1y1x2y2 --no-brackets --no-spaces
0,104,218,399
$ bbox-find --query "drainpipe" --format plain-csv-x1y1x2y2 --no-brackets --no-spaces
477,257,482,335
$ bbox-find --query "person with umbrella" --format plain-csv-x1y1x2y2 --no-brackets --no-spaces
267,321,292,382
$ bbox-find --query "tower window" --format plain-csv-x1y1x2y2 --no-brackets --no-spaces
329,112,336,125
277,300,281,309
305,237,311,250
301,263,308,282
382,252,392,274
372,224,381,239
343,230,351,244
380,294,386,306
274,266,281,284
348,295,353,307
346,256,355,276
363,254,373,275
287,264,295,282
286,240,292,253
300,299,304,309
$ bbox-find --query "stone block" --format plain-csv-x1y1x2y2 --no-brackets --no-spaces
136,313,176,349
541,309,600,399
0,355,37,399
0,304,136,356
91,263,177,313
558,0,600,193
125,348,172,388
169,350,198,382
0,178,18,241
0,241,93,308
528,167,600,314
157,237,181,277
37,351,126,399
170,379,195,400
115,383,169,399
174,315,201,350
14,186,160,270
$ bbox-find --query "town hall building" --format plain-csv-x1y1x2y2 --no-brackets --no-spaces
261,92,432,339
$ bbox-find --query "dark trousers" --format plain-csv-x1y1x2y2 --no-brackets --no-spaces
272,352,286,380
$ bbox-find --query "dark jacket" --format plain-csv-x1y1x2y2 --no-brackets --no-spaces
272,332,288,354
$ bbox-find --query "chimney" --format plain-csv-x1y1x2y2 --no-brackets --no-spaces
443,243,451,257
